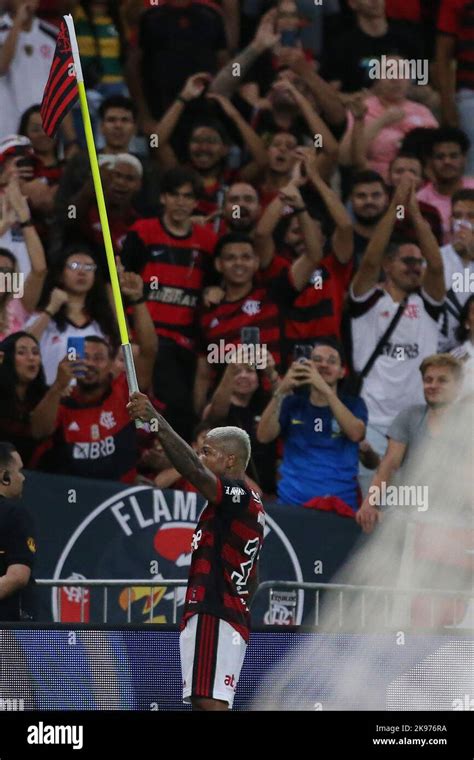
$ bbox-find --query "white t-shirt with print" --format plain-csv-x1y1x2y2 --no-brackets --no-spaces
0,15,56,137
25,315,105,385
349,286,444,432
439,243,474,351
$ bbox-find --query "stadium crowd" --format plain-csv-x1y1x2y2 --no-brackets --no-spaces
0,0,473,524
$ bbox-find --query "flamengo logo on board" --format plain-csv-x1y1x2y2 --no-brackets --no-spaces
52,485,304,625
27,722,83,749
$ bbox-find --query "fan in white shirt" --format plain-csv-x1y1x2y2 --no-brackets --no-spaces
26,245,119,385
349,177,446,456
439,189,474,351
0,2,57,138
450,294,474,398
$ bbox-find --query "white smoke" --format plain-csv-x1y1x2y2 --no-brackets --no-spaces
252,396,474,710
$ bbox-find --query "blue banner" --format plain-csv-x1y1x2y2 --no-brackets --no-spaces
19,471,361,625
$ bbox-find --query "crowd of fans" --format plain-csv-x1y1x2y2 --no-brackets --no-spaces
0,0,472,523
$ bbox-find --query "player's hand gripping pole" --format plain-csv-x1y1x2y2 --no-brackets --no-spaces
64,15,143,427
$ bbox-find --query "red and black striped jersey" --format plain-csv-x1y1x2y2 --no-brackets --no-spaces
45,373,138,483
181,476,265,642
121,217,217,350
198,272,298,369
258,252,353,367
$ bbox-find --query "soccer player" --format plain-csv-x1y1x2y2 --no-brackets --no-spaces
127,391,265,711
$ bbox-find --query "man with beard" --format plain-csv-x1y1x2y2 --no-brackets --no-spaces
55,95,160,225
438,189,474,350
349,176,445,465
356,353,463,533
349,170,390,267
62,153,143,264
417,127,474,242
215,182,261,237
30,271,157,483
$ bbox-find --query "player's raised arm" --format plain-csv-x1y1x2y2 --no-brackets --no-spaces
127,392,219,502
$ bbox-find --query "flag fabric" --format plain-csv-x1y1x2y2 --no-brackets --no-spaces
40,20,79,137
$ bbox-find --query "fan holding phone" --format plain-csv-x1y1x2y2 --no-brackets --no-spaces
29,266,158,484
257,339,368,512
202,343,281,495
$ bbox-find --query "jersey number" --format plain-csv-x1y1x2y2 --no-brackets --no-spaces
231,538,260,594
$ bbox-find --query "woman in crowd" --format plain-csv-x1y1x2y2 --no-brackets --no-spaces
19,105,65,216
27,245,119,385
0,331,48,466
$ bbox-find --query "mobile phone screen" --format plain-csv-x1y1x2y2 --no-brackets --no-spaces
67,337,85,361
294,344,312,362
280,29,298,47
241,326,261,347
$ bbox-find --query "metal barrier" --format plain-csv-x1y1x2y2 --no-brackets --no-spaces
252,581,474,629
37,579,187,624
37,578,473,628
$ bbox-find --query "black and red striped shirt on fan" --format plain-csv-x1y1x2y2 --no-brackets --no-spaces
199,272,299,369
31,373,138,483
121,217,217,351
180,477,265,642
257,252,353,367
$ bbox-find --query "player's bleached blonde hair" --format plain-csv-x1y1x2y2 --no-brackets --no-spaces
206,426,251,469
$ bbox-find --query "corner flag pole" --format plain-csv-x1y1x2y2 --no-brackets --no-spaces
63,15,141,411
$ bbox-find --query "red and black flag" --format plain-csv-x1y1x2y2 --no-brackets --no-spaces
40,20,78,137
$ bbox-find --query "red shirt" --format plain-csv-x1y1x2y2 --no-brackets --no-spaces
39,373,138,483
199,272,298,370
257,252,353,366
181,476,265,642
122,217,217,350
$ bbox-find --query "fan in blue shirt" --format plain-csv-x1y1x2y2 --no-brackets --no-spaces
257,340,368,510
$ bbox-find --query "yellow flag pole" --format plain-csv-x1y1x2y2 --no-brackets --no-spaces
63,15,142,417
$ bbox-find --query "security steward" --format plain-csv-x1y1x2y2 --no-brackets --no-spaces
0,442,36,621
